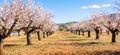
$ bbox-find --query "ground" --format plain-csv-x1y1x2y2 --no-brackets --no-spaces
3,31,120,55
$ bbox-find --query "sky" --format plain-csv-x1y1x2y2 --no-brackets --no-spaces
0,0,116,23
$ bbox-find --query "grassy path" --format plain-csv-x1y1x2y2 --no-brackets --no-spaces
3,31,120,55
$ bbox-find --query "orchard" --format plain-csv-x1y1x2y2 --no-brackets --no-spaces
0,0,120,55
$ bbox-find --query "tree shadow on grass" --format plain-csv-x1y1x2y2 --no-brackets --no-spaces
62,38,91,41
69,42,101,46
20,37,37,39
65,36,81,38
47,41,102,46
4,44,19,47
62,38,93,41
93,50,120,55
5,40,26,43
4,44,27,47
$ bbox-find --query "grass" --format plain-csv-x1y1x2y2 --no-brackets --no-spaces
3,31,120,55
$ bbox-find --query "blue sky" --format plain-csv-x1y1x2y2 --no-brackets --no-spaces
0,0,116,23
37,0,115,23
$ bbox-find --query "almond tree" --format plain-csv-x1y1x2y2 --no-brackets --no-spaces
81,20,94,37
99,12,120,43
20,0,39,45
66,25,72,33
90,11,102,39
0,0,25,54
66,22,83,35
48,22,59,35
66,25,74,33
42,20,53,37
39,11,53,38
33,6,51,41
76,22,82,35
51,24,59,33
45,21,59,36
77,21,85,36
73,20,94,37
115,0,120,35
72,23,79,34
34,29,41,41
21,0,50,45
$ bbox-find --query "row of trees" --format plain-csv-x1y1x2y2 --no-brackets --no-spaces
66,1,120,43
67,12,120,43
0,0,58,55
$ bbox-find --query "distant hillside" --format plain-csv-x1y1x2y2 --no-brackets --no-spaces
58,21,77,29
65,21,78,25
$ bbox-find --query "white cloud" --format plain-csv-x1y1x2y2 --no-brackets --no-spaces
81,6,88,9
102,4,111,7
81,4,111,9
88,5,101,8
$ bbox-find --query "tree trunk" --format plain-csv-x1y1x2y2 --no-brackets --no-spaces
18,31,20,36
116,31,118,35
37,31,41,41
46,32,49,37
100,29,102,34
82,31,84,36
70,30,72,33
111,31,116,43
107,31,109,35
49,32,51,36
0,37,3,55
43,32,45,38
75,31,78,35
50,32,53,35
95,30,99,39
49,32,51,35
74,31,75,34
78,30,81,35
26,33,32,45
88,31,91,37
72,30,74,34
